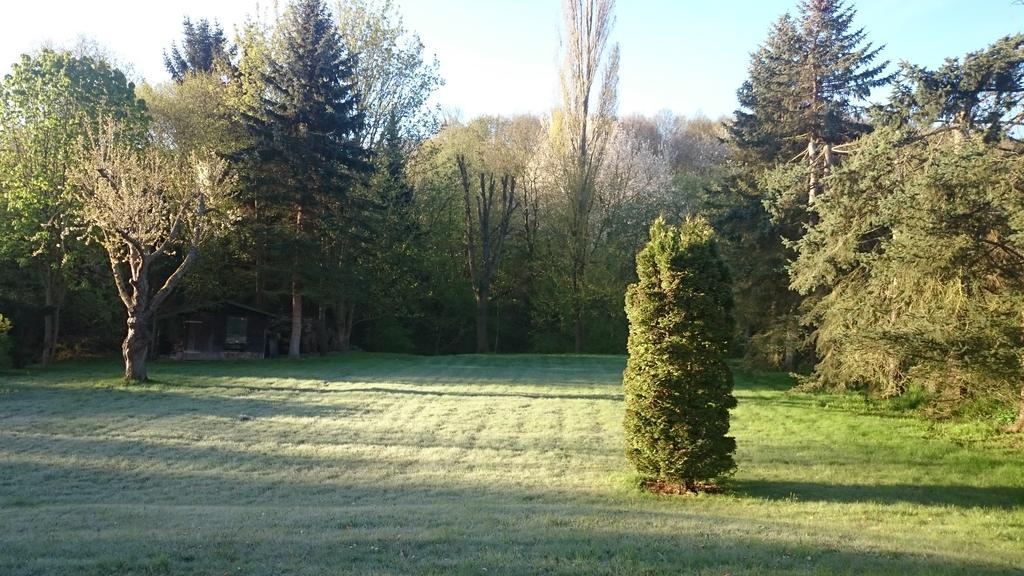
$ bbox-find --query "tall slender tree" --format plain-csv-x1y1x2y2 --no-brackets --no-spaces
244,0,368,357
457,154,518,353
556,0,619,352
623,218,736,491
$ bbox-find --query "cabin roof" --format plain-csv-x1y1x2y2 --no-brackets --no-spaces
156,300,276,320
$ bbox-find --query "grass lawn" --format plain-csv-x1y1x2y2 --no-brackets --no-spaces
1,353,1022,575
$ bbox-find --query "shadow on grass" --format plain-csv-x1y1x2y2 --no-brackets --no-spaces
0,457,1020,575
2,382,374,420
17,353,630,387
737,479,1024,510
170,382,624,402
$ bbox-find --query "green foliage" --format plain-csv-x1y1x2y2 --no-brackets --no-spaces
0,314,12,368
163,17,235,82
792,127,1024,402
0,49,148,362
882,34,1024,142
335,0,444,147
623,218,737,488
785,34,1024,427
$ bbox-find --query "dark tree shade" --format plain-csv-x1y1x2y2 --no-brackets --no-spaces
163,17,235,82
623,218,737,490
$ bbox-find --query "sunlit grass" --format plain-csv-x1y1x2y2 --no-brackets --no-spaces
1,354,1022,575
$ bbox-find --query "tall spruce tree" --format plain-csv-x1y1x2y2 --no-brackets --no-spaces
623,218,736,491
245,0,368,357
723,0,888,368
733,0,890,206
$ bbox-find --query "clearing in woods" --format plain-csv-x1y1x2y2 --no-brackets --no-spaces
1,354,1022,575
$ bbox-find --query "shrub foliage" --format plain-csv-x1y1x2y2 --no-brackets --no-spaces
623,217,737,489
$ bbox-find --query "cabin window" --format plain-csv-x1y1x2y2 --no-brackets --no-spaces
225,316,248,349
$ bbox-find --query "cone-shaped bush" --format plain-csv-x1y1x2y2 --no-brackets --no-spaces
623,217,737,489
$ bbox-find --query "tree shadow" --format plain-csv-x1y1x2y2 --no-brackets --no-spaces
736,479,1024,510
2,381,373,420
168,382,624,402
1,450,1020,575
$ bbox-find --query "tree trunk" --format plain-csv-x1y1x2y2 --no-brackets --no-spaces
289,277,302,358
316,305,328,356
334,300,351,351
474,289,489,354
1008,384,1024,433
41,267,60,365
572,269,584,353
123,314,151,382
807,137,819,207
494,299,501,354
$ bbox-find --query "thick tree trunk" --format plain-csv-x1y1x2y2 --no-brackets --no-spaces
474,289,489,354
123,314,151,382
289,277,302,358
1009,385,1024,433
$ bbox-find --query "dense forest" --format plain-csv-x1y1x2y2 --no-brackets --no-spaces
1,0,1022,429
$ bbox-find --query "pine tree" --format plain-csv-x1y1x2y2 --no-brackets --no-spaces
789,35,1024,431
883,34,1024,143
623,218,737,491
244,0,368,357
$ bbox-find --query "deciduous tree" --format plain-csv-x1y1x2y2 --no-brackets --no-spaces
555,0,619,352
0,50,147,363
75,124,231,381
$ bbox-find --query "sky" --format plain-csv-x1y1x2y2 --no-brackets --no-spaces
1,0,1022,120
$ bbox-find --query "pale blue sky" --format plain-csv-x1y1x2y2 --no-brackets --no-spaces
1,0,1021,119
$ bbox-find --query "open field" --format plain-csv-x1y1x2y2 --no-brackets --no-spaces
1,354,1023,575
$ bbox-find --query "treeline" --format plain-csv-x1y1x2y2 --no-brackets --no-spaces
0,0,725,376
0,0,1022,427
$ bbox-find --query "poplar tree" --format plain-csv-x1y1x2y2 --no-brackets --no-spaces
557,0,619,353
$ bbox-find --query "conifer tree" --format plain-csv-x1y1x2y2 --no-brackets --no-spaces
244,0,368,357
723,0,889,368
623,218,736,491
164,18,235,82
733,0,890,205
790,36,1024,430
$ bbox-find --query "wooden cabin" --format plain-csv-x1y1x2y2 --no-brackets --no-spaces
155,301,276,360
